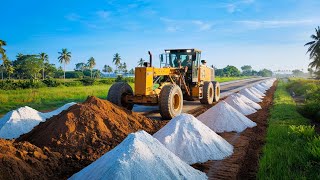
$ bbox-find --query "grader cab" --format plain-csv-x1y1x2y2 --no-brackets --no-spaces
107,49,220,119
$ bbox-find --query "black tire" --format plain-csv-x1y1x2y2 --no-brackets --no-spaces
212,81,220,102
200,81,214,104
159,84,183,119
107,82,134,110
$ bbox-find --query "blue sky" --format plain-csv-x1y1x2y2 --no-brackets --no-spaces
1,0,320,72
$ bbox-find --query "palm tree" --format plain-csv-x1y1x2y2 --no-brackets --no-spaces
0,40,6,59
0,64,5,80
107,65,113,75
122,62,127,74
113,53,121,73
309,53,320,70
138,58,144,67
39,52,49,80
58,48,71,80
305,26,320,69
87,57,96,78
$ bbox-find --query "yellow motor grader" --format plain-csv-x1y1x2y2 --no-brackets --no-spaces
107,49,220,119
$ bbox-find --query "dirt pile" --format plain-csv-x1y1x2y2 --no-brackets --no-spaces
0,139,62,180
17,96,165,162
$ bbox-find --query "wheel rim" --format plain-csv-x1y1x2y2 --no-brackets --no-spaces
173,93,181,110
209,87,213,98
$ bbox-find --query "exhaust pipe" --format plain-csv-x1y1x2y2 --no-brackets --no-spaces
148,51,152,67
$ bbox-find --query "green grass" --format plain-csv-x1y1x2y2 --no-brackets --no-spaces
0,83,133,116
258,81,320,179
215,76,253,83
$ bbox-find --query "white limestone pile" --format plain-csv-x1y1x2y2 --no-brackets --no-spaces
69,130,207,180
234,93,262,110
153,114,233,164
225,95,257,116
225,95,257,115
197,101,257,133
43,102,76,118
254,83,267,92
250,87,265,97
0,102,76,139
0,106,45,139
247,88,264,99
239,88,262,103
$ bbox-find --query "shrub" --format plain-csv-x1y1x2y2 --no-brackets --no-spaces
79,77,95,86
308,136,320,160
289,125,316,140
299,101,320,121
98,78,116,84
42,78,61,87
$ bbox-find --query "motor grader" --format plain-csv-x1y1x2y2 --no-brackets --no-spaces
107,49,220,119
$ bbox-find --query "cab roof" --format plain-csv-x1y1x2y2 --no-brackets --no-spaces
164,49,202,53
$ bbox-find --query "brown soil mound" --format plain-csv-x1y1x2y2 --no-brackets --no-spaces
0,139,62,180
16,96,166,179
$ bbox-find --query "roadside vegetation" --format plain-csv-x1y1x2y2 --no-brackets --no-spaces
258,81,320,179
287,78,320,121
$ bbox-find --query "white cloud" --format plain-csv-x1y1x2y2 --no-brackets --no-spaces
236,19,315,29
65,13,81,21
160,18,212,32
96,10,110,19
224,0,255,13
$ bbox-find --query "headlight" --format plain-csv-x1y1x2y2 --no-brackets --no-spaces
165,50,170,53
186,49,192,53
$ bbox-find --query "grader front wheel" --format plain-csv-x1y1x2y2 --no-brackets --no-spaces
159,84,183,119
107,82,134,110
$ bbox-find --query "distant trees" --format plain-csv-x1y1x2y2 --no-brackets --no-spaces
75,62,86,72
138,58,144,67
58,48,71,80
292,69,304,77
215,65,272,77
241,65,252,76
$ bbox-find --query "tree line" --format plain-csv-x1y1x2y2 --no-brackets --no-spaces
0,41,139,80
214,65,273,77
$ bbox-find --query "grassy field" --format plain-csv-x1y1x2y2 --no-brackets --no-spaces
258,81,320,179
0,76,253,116
0,84,133,116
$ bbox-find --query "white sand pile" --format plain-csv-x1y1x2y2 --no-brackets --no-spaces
239,88,262,103
247,88,264,99
250,87,265,97
234,93,262,110
225,95,257,115
0,102,76,139
43,102,76,118
69,130,207,180
197,101,257,133
153,114,233,164
0,106,45,139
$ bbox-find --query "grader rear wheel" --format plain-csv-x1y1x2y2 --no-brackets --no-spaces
107,82,134,110
200,81,214,104
159,84,183,119
212,81,221,102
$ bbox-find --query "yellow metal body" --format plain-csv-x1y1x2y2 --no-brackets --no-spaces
131,63,214,105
